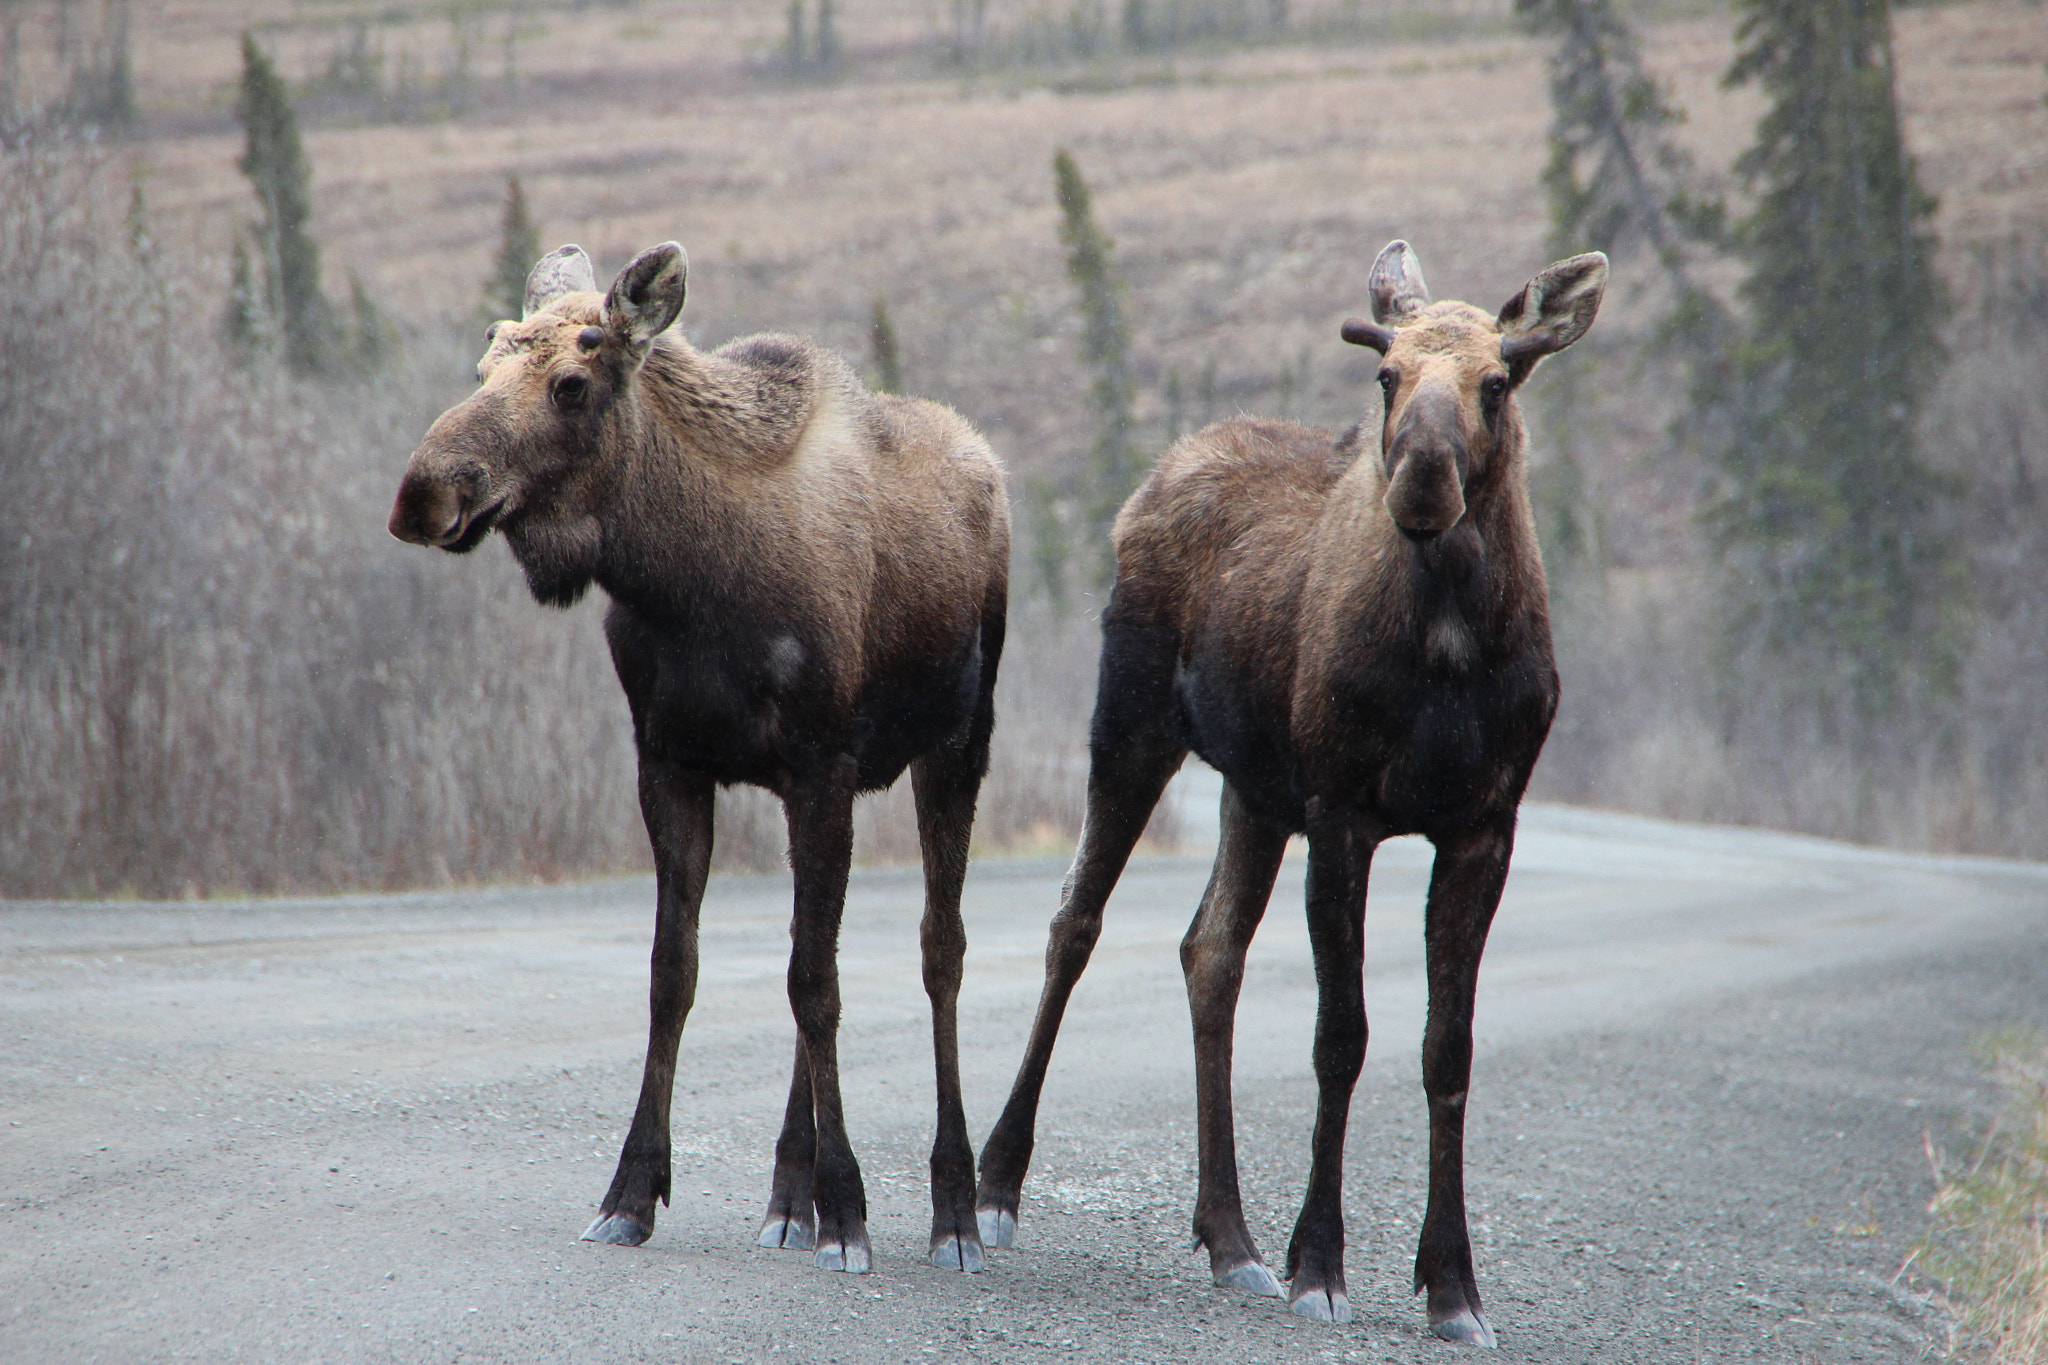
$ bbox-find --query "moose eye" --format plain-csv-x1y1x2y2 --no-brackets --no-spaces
553,371,591,412
1481,374,1509,404
577,326,605,352
484,322,500,343
1378,369,1398,396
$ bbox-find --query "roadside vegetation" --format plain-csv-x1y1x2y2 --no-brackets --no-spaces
1928,1032,2048,1365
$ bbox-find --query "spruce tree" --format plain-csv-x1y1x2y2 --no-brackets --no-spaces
484,174,540,321
1712,0,1957,722
869,295,903,395
1518,0,1724,579
234,32,328,374
1052,147,1138,576
1516,0,1707,283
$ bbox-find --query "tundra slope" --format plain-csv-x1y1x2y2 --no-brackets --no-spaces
975,241,1607,1346
389,242,1010,1276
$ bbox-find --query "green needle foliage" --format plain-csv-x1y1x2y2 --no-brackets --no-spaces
1517,0,1724,580
484,174,540,323
1053,147,1138,584
1710,0,1961,728
231,32,328,375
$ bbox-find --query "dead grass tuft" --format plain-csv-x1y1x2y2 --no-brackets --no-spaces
1925,1032,2048,1365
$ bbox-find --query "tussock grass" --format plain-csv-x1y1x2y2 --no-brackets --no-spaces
1926,1032,2048,1365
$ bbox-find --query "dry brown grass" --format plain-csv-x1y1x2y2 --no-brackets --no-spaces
1926,1032,2048,1365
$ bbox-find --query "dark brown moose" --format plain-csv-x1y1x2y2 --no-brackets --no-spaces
972,241,1607,1344
390,243,1010,1275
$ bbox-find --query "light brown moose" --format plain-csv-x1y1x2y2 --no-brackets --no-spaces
973,241,1607,1345
390,243,1010,1274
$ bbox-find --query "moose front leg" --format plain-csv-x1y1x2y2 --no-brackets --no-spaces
1182,783,1288,1298
1413,822,1513,1349
911,745,988,1272
784,756,869,1272
1285,807,1375,1323
583,759,714,1246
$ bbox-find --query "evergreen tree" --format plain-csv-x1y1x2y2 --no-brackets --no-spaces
1518,0,1724,581
869,295,902,395
1052,147,1138,578
484,174,540,321
1516,0,1710,283
234,32,328,374
1712,0,1958,721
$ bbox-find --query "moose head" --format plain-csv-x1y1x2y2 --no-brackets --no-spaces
1342,240,1607,541
388,243,689,601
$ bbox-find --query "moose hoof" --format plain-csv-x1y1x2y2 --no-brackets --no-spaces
930,1233,986,1273
1214,1260,1284,1297
976,1207,1016,1249
1289,1286,1351,1323
1430,1307,1497,1348
814,1236,872,1274
757,1215,815,1251
580,1212,653,1246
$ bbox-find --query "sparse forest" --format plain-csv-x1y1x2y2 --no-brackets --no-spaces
1,0,2045,901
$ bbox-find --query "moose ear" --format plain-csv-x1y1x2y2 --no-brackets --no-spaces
523,245,597,320
1498,252,1608,379
605,242,688,352
1368,240,1430,326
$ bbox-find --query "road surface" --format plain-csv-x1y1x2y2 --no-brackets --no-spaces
5,793,2046,1363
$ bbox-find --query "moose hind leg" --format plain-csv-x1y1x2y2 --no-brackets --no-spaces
1182,783,1288,1298
757,1039,817,1250
974,614,1185,1250
1284,812,1374,1323
584,761,714,1246
913,746,987,1272
1413,826,1512,1348
785,758,870,1273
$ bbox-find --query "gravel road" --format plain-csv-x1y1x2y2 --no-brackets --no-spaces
5,794,2046,1364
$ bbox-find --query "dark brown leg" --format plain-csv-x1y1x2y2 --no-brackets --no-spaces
756,1038,817,1250
912,743,987,1271
1181,782,1289,1297
1284,804,1375,1322
975,610,1185,1248
583,759,714,1246
784,755,869,1272
1413,822,1513,1348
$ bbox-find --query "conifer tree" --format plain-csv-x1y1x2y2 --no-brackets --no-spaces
1712,0,1957,721
1517,0,1723,579
484,174,540,321
233,32,328,374
1052,147,1138,574
869,295,902,395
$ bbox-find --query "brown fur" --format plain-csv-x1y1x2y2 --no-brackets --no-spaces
390,244,1010,1275
975,243,1606,1343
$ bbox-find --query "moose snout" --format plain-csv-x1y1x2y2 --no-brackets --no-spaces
389,458,497,550
1383,448,1467,539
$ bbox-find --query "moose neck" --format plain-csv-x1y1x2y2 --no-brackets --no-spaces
1339,401,1550,666
557,336,831,621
